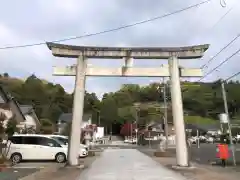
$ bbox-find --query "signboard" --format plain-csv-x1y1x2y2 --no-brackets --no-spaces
219,113,229,124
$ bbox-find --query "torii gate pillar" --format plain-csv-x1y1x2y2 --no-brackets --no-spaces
67,55,87,166
169,56,188,166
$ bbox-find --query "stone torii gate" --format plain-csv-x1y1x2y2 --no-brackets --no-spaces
46,42,209,167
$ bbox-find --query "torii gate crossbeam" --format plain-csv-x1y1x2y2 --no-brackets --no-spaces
46,42,209,167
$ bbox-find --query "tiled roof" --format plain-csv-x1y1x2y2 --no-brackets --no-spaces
58,113,92,123
19,105,34,114
185,123,220,131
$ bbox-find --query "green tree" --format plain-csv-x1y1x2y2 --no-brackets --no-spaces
5,116,18,136
100,94,118,126
62,123,71,136
0,74,98,127
0,113,6,140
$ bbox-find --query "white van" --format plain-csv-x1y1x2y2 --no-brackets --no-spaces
47,135,89,151
7,134,87,164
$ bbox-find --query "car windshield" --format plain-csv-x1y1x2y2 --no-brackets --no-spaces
52,137,68,145
51,137,66,145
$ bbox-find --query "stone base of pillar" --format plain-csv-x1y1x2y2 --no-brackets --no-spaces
64,163,85,169
171,165,196,169
154,151,174,157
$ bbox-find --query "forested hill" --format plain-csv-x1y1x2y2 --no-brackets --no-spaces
99,80,240,126
0,73,100,124
1,72,240,127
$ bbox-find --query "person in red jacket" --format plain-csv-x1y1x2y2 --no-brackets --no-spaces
217,136,229,167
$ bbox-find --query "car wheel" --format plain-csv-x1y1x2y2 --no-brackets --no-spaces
55,153,66,163
11,153,22,164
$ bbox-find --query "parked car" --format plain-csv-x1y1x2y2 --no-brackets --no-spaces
235,134,240,143
188,137,197,144
47,134,89,151
6,134,87,164
206,136,214,143
124,137,137,144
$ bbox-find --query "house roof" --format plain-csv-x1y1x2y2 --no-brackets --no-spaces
149,123,163,129
19,105,34,115
0,86,26,123
185,123,220,132
0,95,4,103
0,86,41,129
19,105,41,128
58,113,92,123
147,120,163,127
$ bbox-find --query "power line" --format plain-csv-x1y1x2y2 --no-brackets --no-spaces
0,0,211,50
224,71,240,82
199,2,236,69
201,34,240,69
212,5,234,28
201,4,235,38
199,47,240,81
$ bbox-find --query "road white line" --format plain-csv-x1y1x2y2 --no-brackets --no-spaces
12,166,45,169
8,166,45,169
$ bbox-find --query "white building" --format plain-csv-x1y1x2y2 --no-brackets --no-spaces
0,99,40,133
0,105,41,133
0,86,41,133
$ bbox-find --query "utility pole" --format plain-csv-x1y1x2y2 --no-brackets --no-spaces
135,109,138,145
134,102,140,145
130,123,133,141
98,110,101,127
221,80,236,166
163,77,169,149
196,129,200,148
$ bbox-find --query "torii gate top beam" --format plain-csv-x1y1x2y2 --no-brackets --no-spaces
46,42,209,59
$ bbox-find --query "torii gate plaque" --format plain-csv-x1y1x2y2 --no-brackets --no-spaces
46,42,209,167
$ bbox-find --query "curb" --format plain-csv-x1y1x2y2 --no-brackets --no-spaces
171,165,196,170
64,164,85,169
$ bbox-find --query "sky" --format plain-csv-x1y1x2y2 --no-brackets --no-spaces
0,0,240,99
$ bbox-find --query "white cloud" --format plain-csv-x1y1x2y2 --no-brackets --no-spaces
0,0,240,98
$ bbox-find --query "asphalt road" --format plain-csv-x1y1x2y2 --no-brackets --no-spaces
0,168,39,180
0,152,102,180
190,143,240,166
103,142,240,166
